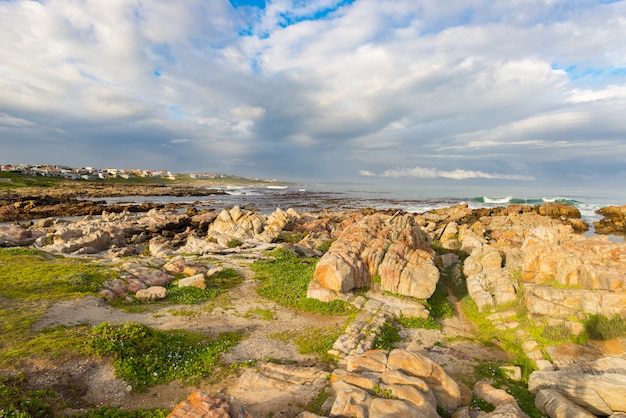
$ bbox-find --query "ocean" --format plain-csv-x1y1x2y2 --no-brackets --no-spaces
99,181,626,238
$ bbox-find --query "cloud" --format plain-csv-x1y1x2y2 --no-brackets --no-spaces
368,166,535,181
0,0,625,186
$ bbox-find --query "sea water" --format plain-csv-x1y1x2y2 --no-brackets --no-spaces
98,181,625,229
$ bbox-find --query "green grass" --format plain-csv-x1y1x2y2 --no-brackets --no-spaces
0,172,71,189
426,281,455,320
251,248,355,315
373,322,402,351
244,308,277,321
90,322,241,392
270,325,343,364
399,316,442,330
0,248,119,367
584,314,626,340
473,362,541,418
70,406,170,417
165,268,243,305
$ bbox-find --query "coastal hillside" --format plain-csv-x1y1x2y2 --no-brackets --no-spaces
1,184,625,417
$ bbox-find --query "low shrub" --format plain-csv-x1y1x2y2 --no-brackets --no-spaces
226,238,243,248
399,316,441,330
90,322,241,392
584,314,626,340
373,322,402,351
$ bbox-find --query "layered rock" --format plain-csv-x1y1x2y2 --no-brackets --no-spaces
327,349,462,417
308,213,437,301
594,205,626,234
521,227,626,319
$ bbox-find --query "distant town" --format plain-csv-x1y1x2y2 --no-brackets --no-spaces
0,163,278,184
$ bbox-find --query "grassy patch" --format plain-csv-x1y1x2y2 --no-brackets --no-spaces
306,386,333,415
426,281,455,320
226,238,243,248
251,248,354,315
0,248,118,367
275,232,308,244
270,325,343,364
90,322,241,392
165,268,242,305
0,373,60,418
373,322,402,351
244,308,277,321
473,362,541,418
315,239,334,254
399,316,442,330
584,314,626,340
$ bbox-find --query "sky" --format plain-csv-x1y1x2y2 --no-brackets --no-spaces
1,0,626,189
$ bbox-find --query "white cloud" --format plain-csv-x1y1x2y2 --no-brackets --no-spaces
370,166,535,181
1,0,626,183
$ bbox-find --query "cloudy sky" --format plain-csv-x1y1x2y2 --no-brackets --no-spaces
1,0,625,187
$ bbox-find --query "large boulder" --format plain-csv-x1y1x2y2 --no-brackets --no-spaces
309,214,437,300
529,370,626,416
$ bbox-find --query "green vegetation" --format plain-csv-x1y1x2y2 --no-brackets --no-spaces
0,248,118,366
306,386,333,416
399,316,441,330
0,172,70,188
426,281,455,320
275,232,307,244
165,269,242,305
90,322,241,392
584,313,626,340
226,238,243,248
270,325,343,364
373,322,402,351
373,383,394,399
315,239,334,254
473,362,541,418
244,308,277,321
0,373,58,418
251,248,354,315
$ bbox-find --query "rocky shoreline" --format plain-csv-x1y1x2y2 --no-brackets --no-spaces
1,184,626,417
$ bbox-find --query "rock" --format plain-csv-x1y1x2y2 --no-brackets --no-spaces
378,383,439,418
595,205,626,234
330,382,371,418
167,391,252,418
0,224,41,246
311,214,437,300
528,370,626,415
369,397,430,418
346,350,389,373
387,349,461,412
136,286,166,301
474,381,516,407
330,369,380,392
534,388,596,418
500,366,522,381
178,274,206,289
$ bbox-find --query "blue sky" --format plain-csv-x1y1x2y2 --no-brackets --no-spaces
1,0,626,188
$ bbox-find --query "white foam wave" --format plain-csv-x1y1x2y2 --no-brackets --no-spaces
483,196,512,204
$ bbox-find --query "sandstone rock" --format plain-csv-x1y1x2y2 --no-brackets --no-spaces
474,381,516,407
594,205,626,234
311,214,437,300
528,370,626,415
534,388,595,418
136,286,166,301
331,369,380,392
369,397,430,418
387,349,461,411
178,274,206,289
466,268,518,313
167,391,252,418
330,382,371,418
346,350,389,373
378,383,439,418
